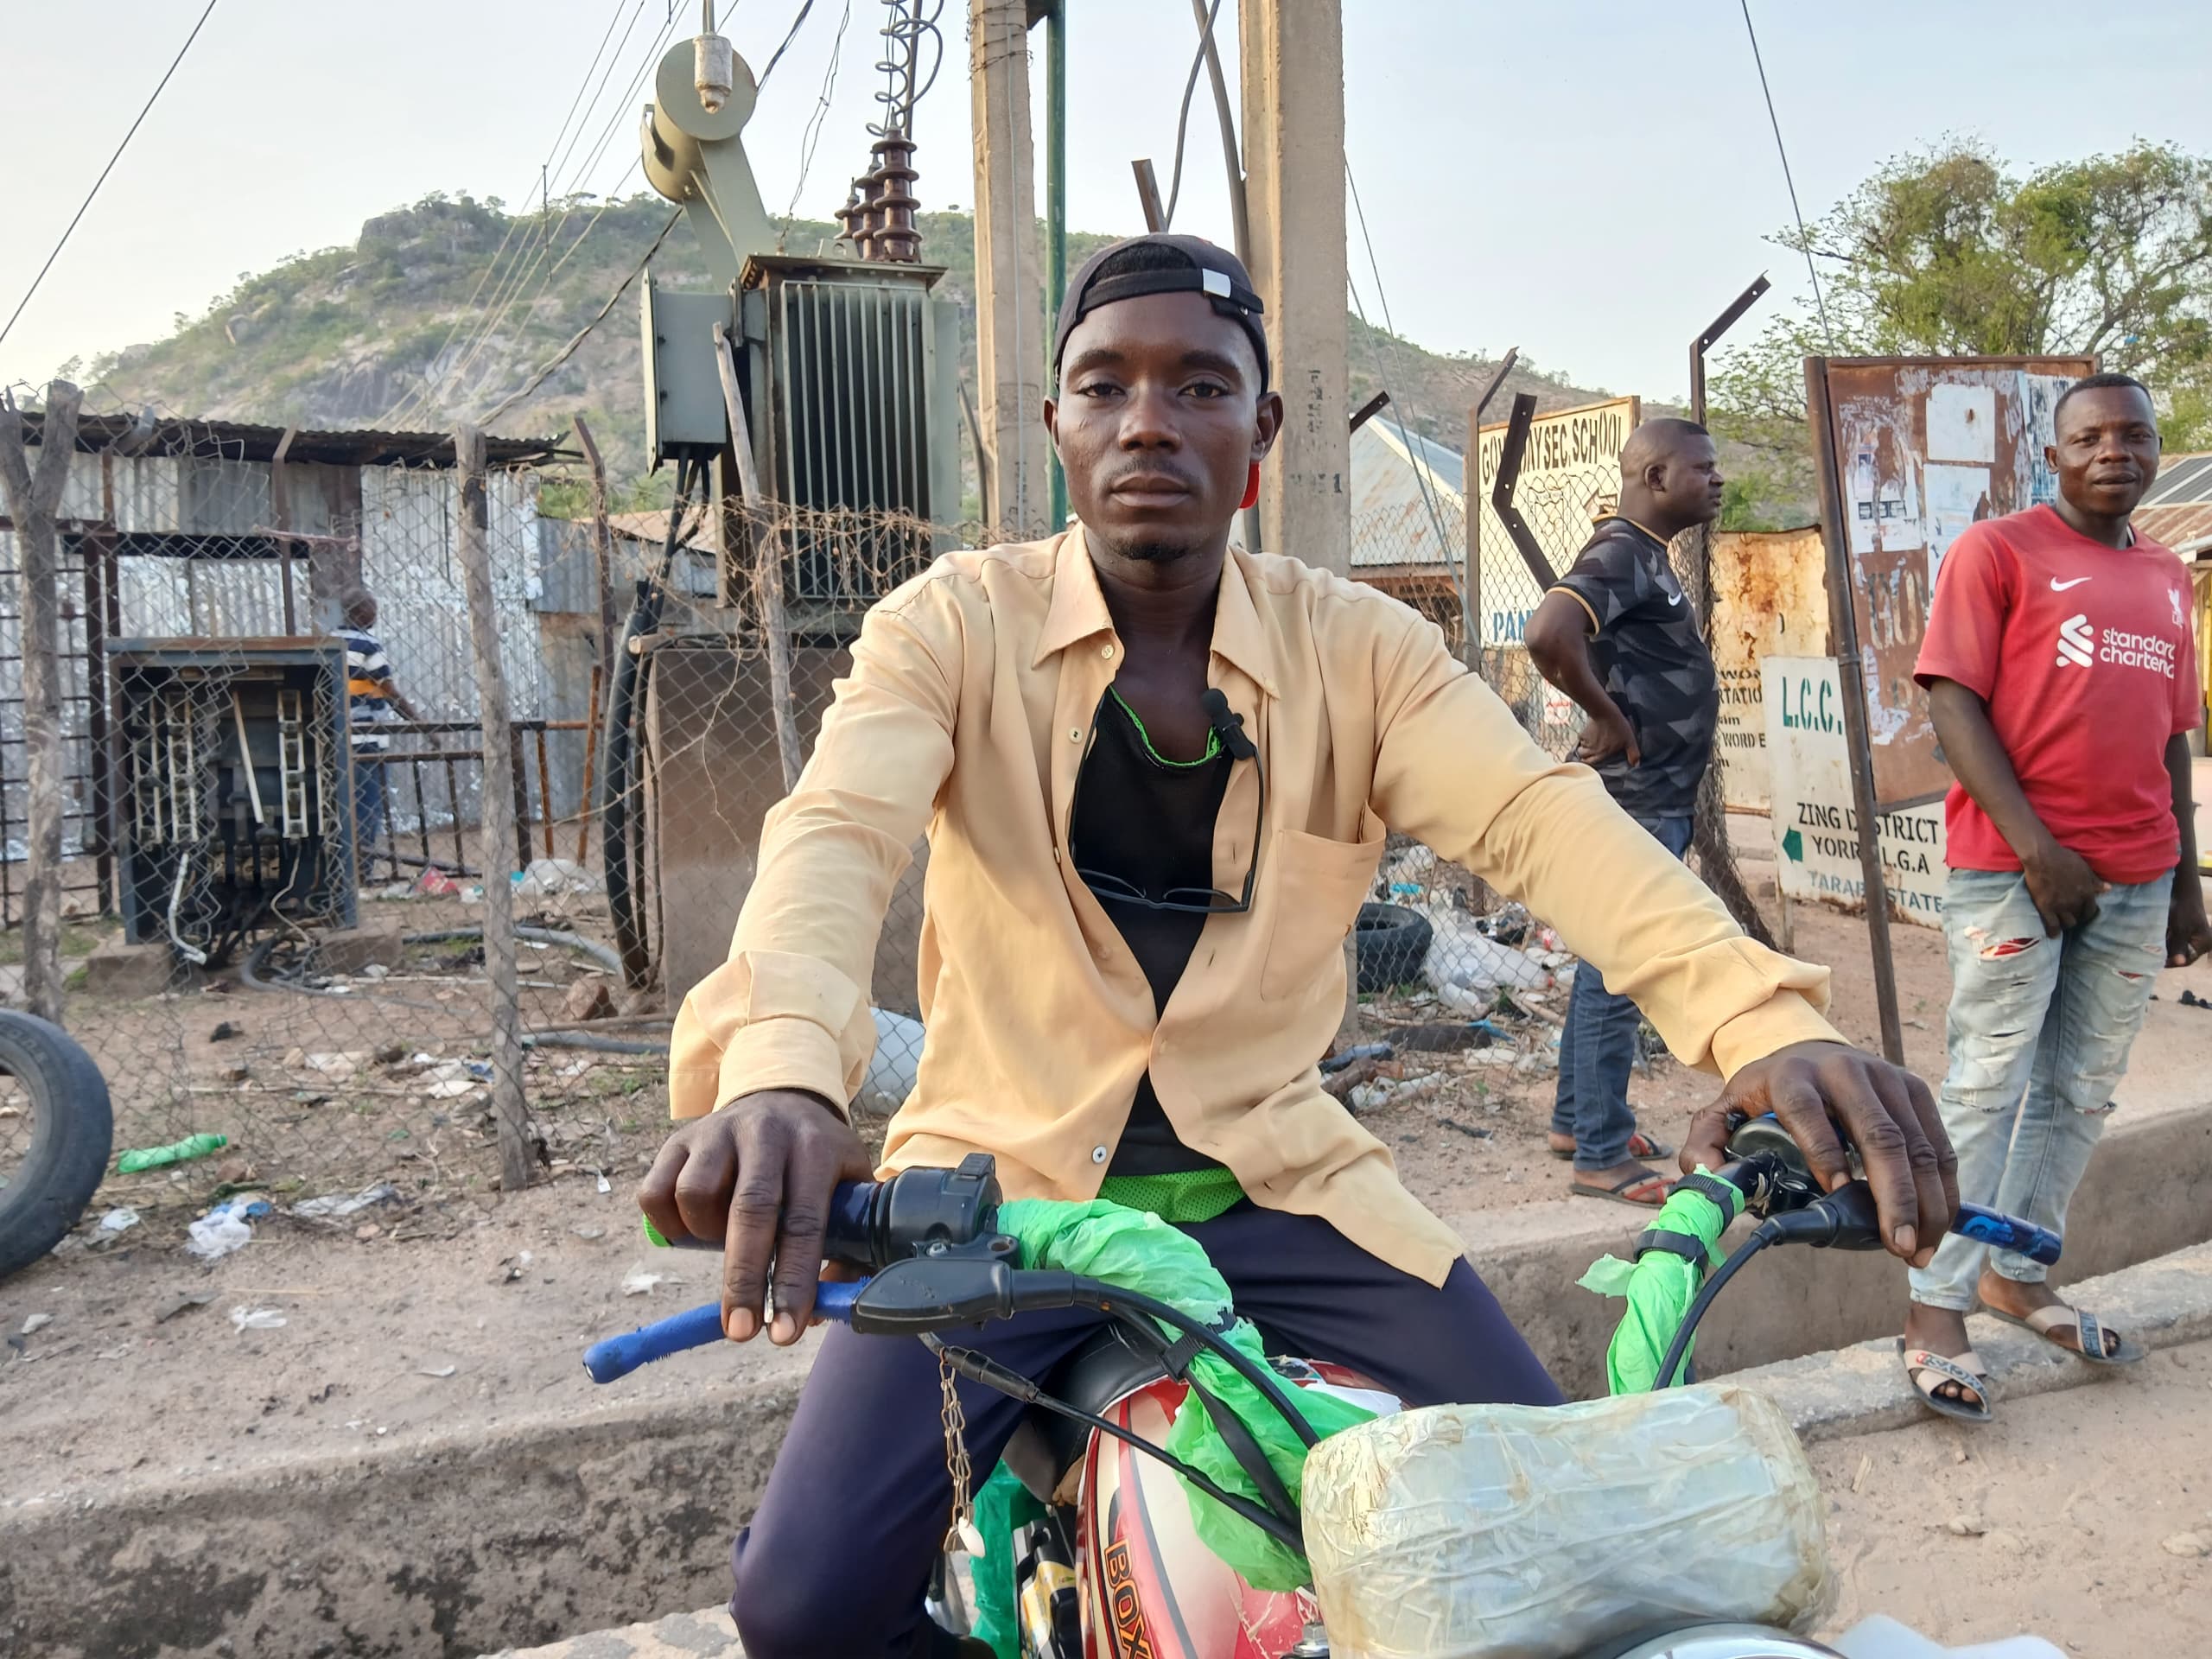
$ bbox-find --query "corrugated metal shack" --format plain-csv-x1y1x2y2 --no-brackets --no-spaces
0,414,571,910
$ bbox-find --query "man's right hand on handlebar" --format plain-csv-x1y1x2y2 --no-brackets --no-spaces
638,1090,874,1346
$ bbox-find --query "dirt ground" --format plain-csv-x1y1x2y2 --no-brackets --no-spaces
1815,1338,2212,1656
6,836,2210,1512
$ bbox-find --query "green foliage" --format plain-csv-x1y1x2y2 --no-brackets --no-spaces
1709,140,2212,521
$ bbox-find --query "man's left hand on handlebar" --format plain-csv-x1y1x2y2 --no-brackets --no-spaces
1684,1040,1958,1267
636,1089,875,1346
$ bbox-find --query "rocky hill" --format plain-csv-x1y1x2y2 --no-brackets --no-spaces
86,193,1615,507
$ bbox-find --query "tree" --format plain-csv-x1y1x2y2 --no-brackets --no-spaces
1711,141,2212,512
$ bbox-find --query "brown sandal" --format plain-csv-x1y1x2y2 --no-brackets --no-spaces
1570,1169,1675,1207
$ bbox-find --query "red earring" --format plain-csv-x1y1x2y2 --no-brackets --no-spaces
1240,462,1262,511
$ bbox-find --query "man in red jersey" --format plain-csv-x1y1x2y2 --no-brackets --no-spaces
1899,372,2209,1422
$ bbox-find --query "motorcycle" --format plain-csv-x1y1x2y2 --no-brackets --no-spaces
586,1143,2062,1659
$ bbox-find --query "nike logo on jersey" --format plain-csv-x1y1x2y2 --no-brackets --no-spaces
2050,576,2091,591
1666,591,1684,607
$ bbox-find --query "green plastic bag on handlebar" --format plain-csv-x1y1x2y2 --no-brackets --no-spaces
1576,1167,1743,1394
995,1198,1378,1591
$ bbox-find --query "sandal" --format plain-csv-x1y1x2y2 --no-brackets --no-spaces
1897,1339,1994,1424
1550,1128,1673,1161
1986,1302,2145,1366
1570,1169,1675,1207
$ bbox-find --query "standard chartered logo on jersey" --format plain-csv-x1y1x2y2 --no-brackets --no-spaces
2054,612,2177,677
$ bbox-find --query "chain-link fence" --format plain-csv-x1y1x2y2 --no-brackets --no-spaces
0,391,665,1247
0,389,996,1262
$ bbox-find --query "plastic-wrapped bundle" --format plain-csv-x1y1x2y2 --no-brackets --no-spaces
1301,1383,1834,1659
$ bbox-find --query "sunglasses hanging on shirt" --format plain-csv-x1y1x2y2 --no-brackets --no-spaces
1070,689,1265,915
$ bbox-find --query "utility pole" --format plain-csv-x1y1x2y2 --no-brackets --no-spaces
969,0,1049,537
1239,0,1350,575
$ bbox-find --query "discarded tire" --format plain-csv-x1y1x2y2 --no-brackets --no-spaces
1355,902,1433,994
0,1012,114,1284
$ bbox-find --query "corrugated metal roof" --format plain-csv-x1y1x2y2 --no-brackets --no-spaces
2143,452,2212,508
1349,417,1467,569
10,410,569,468
2138,502,2212,556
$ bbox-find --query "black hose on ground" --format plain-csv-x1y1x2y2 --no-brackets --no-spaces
520,1031,669,1055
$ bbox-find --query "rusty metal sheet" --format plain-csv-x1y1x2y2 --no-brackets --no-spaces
1708,526,1828,811
1812,356,2095,808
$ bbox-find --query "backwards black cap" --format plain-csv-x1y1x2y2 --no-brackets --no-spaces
1052,233,1269,391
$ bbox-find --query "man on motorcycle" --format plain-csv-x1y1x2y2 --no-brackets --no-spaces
642,233,1957,1659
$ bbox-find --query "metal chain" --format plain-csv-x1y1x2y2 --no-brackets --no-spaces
938,1346,979,1554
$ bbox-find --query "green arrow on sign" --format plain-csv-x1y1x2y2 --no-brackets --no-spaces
1782,827,1804,862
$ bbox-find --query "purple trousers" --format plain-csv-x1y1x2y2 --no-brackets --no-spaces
729,1202,1561,1659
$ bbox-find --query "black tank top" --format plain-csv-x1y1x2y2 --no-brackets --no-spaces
1070,689,1231,1175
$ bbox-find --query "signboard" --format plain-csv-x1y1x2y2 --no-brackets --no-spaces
1762,656,1947,927
1470,397,1639,649
1709,526,1829,812
1809,356,2094,808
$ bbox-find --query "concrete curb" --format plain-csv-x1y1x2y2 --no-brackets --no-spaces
1732,1239,2212,1442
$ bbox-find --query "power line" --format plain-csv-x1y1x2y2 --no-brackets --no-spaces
1162,0,1224,229
0,0,221,353
377,0,648,426
1345,159,1457,576
758,0,818,89
780,0,855,244
478,211,683,428
392,3,683,426
1737,0,1835,348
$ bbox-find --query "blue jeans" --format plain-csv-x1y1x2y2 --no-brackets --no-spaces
1908,867,2171,1311
1550,813,1694,1172
352,752,387,875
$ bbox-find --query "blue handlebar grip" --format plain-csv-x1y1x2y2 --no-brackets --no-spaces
582,1280,873,1384
582,1302,727,1383
1953,1202,2063,1266
814,1279,864,1322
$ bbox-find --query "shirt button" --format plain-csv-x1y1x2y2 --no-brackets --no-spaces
1091,1145,1109,1165
1100,644,1115,659
1069,727,1083,742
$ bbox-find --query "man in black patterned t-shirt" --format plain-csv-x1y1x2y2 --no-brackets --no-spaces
1524,418,1724,1205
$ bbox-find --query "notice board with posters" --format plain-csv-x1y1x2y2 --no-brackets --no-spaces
1808,355,2095,809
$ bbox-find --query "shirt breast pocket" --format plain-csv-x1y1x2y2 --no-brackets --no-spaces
1259,824,1387,1003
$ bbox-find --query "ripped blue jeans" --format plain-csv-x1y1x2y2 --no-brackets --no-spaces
1908,867,2171,1312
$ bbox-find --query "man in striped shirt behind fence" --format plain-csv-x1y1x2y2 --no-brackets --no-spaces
334,586,429,880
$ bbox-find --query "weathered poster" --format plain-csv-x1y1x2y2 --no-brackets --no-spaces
1762,655,1948,928
1812,355,2095,808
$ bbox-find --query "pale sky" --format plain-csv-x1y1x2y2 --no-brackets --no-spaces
4,1,2209,421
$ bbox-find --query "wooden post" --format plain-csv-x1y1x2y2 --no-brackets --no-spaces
0,383,83,1023
452,424,537,1191
713,323,804,792
571,416,621,694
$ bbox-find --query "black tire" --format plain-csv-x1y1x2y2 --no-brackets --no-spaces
1354,902,1433,994
0,1012,114,1284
